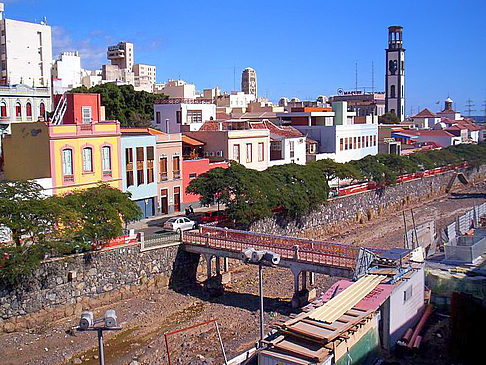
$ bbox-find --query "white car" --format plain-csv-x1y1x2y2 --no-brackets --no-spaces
163,217,196,233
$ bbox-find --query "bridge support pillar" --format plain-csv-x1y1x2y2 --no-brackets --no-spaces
215,256,221,275
309,272,315,286
203,254,213,280
223,257,229,272
291,268,301,308
301,271,307,291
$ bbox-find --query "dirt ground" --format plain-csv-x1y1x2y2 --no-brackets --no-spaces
1,182,485,365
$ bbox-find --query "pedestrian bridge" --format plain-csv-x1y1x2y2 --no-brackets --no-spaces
180,226,409,300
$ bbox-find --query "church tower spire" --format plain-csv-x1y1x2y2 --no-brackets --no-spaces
385,26,405,121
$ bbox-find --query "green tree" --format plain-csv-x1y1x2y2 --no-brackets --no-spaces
379,111,400,124
61,185,142,245
350,155,396,184
186,167,230,212
0,181,73,246
377,154,418,175
311,159,362,182
70,84,166,127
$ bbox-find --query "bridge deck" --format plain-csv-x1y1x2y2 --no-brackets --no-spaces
182,226,360,270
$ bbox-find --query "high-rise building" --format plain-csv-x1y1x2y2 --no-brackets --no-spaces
107,42,134,71
385,26,405,121
241,67,257,97
0,3,52,87
51,51,82,94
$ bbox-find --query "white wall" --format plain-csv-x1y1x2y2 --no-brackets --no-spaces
269,137,306,166
229,92,255,108
1,18,52,87
52,52,82,93
297,123,378,163
153,103,216,133
387,267,425,348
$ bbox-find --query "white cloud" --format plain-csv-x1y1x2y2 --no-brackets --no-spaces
51,26,107,70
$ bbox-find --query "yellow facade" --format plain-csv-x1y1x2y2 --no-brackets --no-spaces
51,136,121,195
49,123,121,195
2,122,122,196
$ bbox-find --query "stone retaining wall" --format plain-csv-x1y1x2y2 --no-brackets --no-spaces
250,166,486,237
0,242,184,332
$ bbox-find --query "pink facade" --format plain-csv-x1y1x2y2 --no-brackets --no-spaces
182,159,229,205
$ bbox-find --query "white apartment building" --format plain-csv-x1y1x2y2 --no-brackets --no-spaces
279,101,378,163
153,99,216,133
107,42,134,71
249,120,306,166
0,3,52,88
51,51,82,94
133,63,156,92
159,79,196,99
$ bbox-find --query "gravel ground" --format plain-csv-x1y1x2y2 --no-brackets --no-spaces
2,181,485,365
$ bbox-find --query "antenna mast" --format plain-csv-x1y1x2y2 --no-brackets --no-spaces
355,62,358,92
371,61,375,93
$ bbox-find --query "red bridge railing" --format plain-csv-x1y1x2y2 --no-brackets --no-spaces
183,226,359,270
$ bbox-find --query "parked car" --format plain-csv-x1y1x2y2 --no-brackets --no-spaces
163,217,196,233
200,210,227,224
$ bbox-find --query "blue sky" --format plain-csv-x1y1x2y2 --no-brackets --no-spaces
4,0,486,116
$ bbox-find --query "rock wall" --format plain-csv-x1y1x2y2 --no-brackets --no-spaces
250,166,486,237
0,243,190,332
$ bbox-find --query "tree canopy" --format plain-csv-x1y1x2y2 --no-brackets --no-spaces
378,111,400,124
187,142,486,227
70,83,166,127
0,183,142,285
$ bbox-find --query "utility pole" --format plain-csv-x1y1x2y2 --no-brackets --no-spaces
481,99,486,122
465,98,475,117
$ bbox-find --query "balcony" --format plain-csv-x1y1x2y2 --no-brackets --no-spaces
173,171,181,179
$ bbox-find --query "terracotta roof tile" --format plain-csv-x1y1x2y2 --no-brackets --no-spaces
413,108,438,118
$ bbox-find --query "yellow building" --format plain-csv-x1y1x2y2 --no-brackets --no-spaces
3,93,121,195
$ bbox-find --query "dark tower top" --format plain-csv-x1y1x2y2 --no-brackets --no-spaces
388,26,403,50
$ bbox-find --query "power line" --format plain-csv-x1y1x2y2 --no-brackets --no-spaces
465,98,476,117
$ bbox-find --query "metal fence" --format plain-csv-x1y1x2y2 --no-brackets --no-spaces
140,232,181,252
445,232,486,264
184,226,359,269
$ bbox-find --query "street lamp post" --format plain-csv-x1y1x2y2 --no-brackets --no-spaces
76,309,122,365
240,248,280,347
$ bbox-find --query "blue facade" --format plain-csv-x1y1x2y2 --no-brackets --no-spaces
120,134,158,218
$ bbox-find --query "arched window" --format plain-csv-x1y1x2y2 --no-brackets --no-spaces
102,146,112,172
39,102,45,120
0,102,6,117
82,147,93,172
390,85,396,98
62,148,74,178
26,102,32,117
15,102,22,118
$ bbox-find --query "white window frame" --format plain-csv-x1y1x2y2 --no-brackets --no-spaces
62,149,73,176
102,146,111,172
82,147,93,172
82,106,92,124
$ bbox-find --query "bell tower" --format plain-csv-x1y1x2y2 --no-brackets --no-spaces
385,26,405,121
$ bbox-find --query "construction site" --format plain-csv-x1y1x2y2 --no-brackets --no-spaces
1,176,486,365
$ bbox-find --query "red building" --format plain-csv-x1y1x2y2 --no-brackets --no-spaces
53,93,103,124
181,135,228,206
